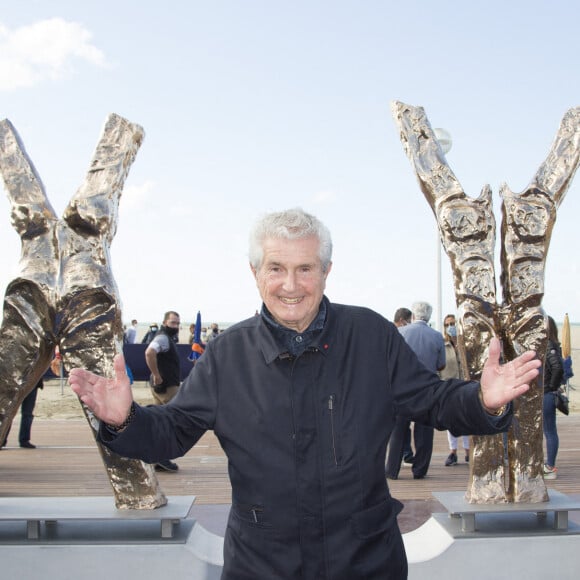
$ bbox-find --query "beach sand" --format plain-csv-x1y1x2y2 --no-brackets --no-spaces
33,379,155,420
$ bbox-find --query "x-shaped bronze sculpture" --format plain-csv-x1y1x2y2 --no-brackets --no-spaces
0,115,165,509
392,102,580,502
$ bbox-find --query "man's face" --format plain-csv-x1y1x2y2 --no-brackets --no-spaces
252,235,331,333
164,314,180,329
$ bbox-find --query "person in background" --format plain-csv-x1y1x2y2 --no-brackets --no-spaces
441,314,470,466
145,311,181,472
393,308,412,328
386,301,446,480
543,315,564,479
70,208,540,579
124,319,138,344
141,323,159,344
2,379,43,449
205,322,219,342
392,307,414,465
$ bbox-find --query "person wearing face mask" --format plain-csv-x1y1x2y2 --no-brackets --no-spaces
141,323,159,344
441,314,471,466
145,310,182,471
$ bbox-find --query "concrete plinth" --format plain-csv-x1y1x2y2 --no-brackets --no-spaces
0,495,224,580
0,521,224,580
405,490,580,579
3,492,580,579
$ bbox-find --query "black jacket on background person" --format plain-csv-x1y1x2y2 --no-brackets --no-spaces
99,297,512,580
152,326,181,389
544,339,564,393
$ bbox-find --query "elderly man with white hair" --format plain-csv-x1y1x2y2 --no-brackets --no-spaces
70,210,539,580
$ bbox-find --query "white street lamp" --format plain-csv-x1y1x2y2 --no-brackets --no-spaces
433,128,452,331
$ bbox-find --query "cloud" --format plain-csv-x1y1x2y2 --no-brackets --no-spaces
0,18,108,91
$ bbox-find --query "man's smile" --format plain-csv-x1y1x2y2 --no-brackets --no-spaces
280,296,303,304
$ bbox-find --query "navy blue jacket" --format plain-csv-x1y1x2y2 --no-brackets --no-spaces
100,298,511,579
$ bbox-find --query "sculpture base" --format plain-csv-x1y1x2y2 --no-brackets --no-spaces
0,495,196,540
0,495,224,580
2,493,580,579
433,489,580,532
405,490,580,579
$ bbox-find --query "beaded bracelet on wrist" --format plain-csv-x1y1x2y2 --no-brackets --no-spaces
478,388,507,416
107,402,136,432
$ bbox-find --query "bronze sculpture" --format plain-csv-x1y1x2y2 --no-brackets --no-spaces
0,114,166,509
392,101,580,503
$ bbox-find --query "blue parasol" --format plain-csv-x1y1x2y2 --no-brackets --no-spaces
188,311,205,363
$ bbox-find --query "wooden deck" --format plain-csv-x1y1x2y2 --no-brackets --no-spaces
1,414,579,504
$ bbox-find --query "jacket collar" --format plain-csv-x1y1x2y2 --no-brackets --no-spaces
257,296,330,363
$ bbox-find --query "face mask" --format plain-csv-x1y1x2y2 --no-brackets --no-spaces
447,325,457,337
164,326,179,337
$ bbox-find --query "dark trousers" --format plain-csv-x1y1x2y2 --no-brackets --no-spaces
402,425,412,457
386,416,410,479
19,386,39,444
543,391,559,467
411,423,434,478
2,385,39,446
386,418,434,479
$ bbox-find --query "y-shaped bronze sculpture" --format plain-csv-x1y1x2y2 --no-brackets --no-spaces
0,115,166,509
392,102,580,503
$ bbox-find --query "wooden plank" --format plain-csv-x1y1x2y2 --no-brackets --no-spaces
1,416,580,505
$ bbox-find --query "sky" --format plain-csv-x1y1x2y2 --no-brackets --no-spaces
0,1,579,330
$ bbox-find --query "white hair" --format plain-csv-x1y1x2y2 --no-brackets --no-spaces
248,208,333,272
411,301,432,322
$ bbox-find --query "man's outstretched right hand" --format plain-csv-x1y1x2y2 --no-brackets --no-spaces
69,353,134,427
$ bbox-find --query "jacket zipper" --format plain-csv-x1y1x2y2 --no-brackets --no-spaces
328,394,338,466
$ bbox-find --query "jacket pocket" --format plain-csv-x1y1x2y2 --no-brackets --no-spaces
231,503,271,528
226,505,295,579
351,498,404,539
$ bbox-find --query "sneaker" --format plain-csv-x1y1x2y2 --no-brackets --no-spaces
543,464,557,480
445,452,458,466
155,460,179,472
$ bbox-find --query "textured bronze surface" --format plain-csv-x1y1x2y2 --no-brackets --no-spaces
392,101,580,503
0,115,166,509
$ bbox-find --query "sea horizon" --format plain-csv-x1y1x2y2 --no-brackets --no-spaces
127,320,239,344
125,319,580,348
